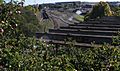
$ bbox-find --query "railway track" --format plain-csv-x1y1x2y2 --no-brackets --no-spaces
37,16,120,48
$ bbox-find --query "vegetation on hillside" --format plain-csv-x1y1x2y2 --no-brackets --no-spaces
85,1,113,20
112,6,120,16
0,1,120,71
74,15,84,22
0,0,3,4
15,4,52,36
17,6,40,36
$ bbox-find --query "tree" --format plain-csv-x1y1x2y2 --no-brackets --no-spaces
0,0,3,4
85,1,113,20
17,6,40,36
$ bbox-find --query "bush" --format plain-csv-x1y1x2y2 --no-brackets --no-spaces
85,1,113,20
112,6,120,16
0,38,120,71
0,1,120,71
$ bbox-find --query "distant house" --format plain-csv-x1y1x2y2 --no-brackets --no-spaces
80,4,93,14
82,4,92,10
55,1,81,8
76,10,82,15
82,4,92,8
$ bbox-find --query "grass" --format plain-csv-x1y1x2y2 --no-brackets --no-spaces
39,19,54,32
74,15,84,22
35,11,54,33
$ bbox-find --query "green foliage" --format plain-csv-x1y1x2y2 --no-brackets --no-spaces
112,6,120,16
85,1,113,20
0,1,120,71
0,37,120,70
0,1,40,37
24,5,39,14
39,19,54,32
113,32,120,45
74,15,84,22
17,7,40,36
0,2,22,39
0,0,3,4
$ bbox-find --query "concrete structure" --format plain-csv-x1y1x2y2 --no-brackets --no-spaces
36,16,120,47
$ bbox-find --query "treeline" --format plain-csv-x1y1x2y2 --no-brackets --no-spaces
40,2,81,9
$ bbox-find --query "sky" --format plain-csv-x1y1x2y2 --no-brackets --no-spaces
5,0,120,5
